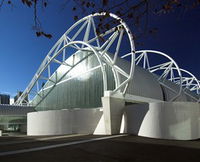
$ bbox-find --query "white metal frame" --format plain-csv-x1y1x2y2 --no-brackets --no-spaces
15,12,135,105
122,50,183,101
171,68,200,102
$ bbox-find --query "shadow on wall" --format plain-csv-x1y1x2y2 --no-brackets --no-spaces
161,102,200,140
27,108,104,136
125,102,200,140
125,103,149,135
72,109,103,134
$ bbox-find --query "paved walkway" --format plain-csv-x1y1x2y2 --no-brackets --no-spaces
0,134,200,162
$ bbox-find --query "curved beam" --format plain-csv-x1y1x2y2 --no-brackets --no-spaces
172,68,200,102
122,50,183,101
180,69,200,94
15,41,106,105
137,50,182,101
15,12,136,105
63,12,135,95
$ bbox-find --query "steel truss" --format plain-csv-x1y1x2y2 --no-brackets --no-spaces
171,68,200,102
15,12,135,105
122,50,183,101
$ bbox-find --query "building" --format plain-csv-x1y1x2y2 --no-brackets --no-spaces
0,94,10,104
12,13,200,140
0,94,33,134
0,105,34,133
14,91,28,104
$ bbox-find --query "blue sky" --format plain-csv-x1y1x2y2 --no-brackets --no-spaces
0,1,199,97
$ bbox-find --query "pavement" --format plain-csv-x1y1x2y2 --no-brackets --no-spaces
0,134,200,162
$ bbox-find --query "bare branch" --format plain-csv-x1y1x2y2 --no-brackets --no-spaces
0,0,5,8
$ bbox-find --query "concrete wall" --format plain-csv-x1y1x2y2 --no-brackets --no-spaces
102,95,125,135
72,109,103,134
125,102,200,140
28,110,72,135
27,108,105,136
28,100,200,140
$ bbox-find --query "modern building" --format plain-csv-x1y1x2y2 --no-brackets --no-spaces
0,94,10,104
14,91,28,104
0,104,34,133
8,13,200,140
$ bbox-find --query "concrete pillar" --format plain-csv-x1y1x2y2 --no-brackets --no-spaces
102,91,125,135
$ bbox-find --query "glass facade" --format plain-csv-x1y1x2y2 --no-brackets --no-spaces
0,115,27,132
31,51,115,111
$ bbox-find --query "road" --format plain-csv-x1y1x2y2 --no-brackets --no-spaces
0,134,200,162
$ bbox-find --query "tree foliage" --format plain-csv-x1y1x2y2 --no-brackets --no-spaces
0,0,199,39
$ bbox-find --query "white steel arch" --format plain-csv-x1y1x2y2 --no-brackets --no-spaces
15,12,135,105
198,80,200,102
122,50,183,101
171,68,200,102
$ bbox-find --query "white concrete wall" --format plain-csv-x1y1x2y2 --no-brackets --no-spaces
72,108,103,134
28,101,200,140
28,110,72,135
126,102,200,140
102,95,125,135
27,108,105,136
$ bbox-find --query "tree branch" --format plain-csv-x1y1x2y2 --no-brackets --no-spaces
0,0,5,8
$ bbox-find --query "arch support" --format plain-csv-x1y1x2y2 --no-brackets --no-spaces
122,50,183,101
15,12,136,105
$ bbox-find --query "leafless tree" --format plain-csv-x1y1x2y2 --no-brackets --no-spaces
0,0,199,40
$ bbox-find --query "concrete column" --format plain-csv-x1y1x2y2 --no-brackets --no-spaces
102,91,125,135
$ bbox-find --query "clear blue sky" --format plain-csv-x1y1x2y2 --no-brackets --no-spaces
0,1,199,97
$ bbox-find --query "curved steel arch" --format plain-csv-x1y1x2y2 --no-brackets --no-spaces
16,41,107,105
199,80,200,93
122,50,183,101
197,80,200,102
172,68,200,102
15,12,135,105
63,12,136,94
